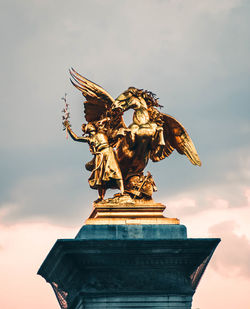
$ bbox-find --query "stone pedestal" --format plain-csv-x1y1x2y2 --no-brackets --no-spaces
38,224,220,309
85,201,179,225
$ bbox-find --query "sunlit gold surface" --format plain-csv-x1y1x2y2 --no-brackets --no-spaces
85,218,180,225
64,68,201,203
85,201,180,225
64,120,124,202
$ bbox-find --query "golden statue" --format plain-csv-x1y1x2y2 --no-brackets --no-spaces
64,119,124,202
63,68,201,203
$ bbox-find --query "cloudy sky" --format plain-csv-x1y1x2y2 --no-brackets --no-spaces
0,0,250,308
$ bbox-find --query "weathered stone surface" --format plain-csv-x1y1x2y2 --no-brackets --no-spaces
38,225,220,309
75,295,193,308
76,224,187,240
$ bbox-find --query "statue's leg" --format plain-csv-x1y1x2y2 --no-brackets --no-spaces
116,179,124,195
98,187,106,200
156,127,165,146
126,124,139,145
125,130,134,146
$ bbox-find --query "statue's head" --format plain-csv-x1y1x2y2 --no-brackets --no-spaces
112,87,160,112
85,123,96,135
81,123,86,133
112,87,141,112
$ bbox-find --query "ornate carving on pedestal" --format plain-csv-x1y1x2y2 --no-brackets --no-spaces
38,236,220,309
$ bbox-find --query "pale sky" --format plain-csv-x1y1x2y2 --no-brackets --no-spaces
0,0,250,308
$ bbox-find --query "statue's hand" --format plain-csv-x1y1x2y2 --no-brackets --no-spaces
117,128,131,137
117,128,126,137
156,126,163,132
63,120,70,128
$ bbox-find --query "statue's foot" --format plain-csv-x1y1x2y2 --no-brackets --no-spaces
113,192,129,198
108,193,134,204
94,197,103,203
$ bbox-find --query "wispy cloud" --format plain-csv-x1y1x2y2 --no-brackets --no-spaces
209,220,250,278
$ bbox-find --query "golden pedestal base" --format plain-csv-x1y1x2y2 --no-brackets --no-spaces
85,200,179,225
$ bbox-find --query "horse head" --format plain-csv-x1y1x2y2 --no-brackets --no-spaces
112,87,147,112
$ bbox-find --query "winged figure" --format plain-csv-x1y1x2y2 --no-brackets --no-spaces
63,68,201,202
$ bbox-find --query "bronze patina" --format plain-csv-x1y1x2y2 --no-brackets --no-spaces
63,68,201,203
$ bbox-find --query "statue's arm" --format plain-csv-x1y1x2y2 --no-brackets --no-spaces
64,122,88,143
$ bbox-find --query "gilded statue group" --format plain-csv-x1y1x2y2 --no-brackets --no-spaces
63,68,201,203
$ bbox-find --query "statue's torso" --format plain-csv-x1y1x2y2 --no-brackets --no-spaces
89,133,109,152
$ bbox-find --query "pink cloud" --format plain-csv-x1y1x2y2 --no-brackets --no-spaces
209,221,250,278
1,197,250,309
193,266,250,309
0,222,77,309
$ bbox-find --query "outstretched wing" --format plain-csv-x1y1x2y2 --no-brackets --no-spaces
150,112,201,166
69,68,113,122
69,68,126,145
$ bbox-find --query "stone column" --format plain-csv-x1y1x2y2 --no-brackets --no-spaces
38,224,220,309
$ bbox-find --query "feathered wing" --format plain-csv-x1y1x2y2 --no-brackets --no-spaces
69,68,126,145
150,112,202,166
70,68,114,122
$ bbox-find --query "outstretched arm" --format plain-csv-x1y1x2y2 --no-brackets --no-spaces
64,121,88,143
